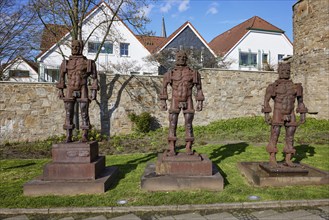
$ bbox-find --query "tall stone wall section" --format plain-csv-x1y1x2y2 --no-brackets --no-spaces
292,0,329,118
2,68,326,144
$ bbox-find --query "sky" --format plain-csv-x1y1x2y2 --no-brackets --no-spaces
142,0,296,42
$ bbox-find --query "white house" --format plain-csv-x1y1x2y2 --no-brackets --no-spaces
2,56,39,82
36,2,158,82
209,16,293,71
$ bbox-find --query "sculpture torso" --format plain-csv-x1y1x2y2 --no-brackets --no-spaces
272,79,297,115
66,56,89,91
171,66,195,102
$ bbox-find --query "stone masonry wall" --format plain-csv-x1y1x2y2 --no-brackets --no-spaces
292,0,329,118
1,68,327,144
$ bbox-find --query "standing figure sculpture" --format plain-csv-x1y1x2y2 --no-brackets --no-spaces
160,50,205,156
57,40,99,142
262,62,308,167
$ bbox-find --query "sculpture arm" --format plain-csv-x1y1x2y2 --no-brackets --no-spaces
295,83,308,124
89,60,99,100
262,84,274,124
56,60,67,99
195,71,205,111
159,71,171,111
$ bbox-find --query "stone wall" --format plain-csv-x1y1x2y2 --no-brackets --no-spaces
292,0,329,118
1,68,327,143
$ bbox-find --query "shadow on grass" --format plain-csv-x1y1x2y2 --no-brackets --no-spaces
2,162,36,170
109,153,157,189
209,142,249,186
278,144,315,164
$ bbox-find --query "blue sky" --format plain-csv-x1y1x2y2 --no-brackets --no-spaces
143,0,296,42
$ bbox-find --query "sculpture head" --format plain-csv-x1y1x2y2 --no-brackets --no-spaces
175,50,188,66
278,62,291,79
71,40,83,56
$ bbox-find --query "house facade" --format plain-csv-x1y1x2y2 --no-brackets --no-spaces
2,57,39,82
37,2,158,82
209,16,293,71
137,21,217,74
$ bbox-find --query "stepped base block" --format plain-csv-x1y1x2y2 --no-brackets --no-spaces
238,162,329,187
23,166,118,196
141,162,224,191
156,153,212,176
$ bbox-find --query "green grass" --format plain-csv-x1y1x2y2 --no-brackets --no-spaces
0,143,328,208
0,117,328,208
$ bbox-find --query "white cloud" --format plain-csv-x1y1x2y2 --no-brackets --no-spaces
160,0,190,13
206,2,219,15
139,4,154,17
206,7,218,15
160,1,174,13
178,0,190,12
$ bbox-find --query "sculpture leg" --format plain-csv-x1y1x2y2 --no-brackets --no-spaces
63,99,75,142
284,126,297,167
184,113,194,155
79,98,91,142
168,113,178,156
266,125,280,167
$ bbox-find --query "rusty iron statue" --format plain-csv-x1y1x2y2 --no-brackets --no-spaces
56,40,99,142
262,62,308,167
160,50,205,156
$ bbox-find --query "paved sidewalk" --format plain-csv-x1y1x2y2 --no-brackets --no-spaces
1,200,328,220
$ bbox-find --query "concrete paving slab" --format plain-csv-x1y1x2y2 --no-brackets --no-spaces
204,212,238,220
155,216,175,220
251,209,280,218
3,215,29,220
172,212,206,220
59,217,75,220
319,206,329,213
83,215,107,220
108,213,141,220
282,210,322,220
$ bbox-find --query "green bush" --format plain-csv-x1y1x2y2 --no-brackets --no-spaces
128,112,152,133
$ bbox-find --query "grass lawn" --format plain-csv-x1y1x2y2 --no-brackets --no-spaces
0,117,328,208
1,143,328,208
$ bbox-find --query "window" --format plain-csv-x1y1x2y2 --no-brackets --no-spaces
278,54,284,62
88,42,113,54
46,69,59,82
239,51,257,66
9,70,29,77
120,43,129,56
262,53,268,63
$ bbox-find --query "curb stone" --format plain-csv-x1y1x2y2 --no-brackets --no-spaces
0,199,328,215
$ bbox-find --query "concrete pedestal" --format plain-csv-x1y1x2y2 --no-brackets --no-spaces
24,141,118,196
238,162,329,187
141,153,224,191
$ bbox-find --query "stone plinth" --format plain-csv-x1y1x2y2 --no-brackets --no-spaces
24,141,118,196
141,153,224,191
156,153,212,176
238,162,329,187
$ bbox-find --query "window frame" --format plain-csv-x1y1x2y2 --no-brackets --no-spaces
88,41,113,54
239,51,257,67
120,43,129,56
9,70,30,77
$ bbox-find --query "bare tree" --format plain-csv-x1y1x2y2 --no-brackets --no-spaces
0,0,39,80
30,0,155,61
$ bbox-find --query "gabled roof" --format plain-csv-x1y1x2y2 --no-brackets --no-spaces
37,1,153,60
157,21,216,56
137,21,216,57
2,56,38,73
209,16,287,57
135,35,166,53
40,24,69,53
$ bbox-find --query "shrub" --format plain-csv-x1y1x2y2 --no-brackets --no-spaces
128,112,152,133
